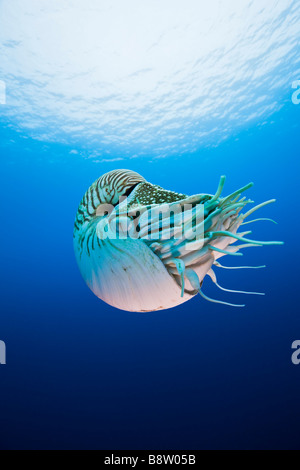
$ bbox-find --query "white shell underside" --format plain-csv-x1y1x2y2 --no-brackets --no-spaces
75,238,198,312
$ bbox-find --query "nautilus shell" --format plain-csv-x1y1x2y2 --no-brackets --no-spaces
74,169,282,312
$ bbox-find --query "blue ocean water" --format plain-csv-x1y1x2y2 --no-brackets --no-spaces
1,0,300,450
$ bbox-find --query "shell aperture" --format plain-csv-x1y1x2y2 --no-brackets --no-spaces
73,169,283,312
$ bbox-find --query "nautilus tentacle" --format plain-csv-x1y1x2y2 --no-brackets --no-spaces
74,169,283,312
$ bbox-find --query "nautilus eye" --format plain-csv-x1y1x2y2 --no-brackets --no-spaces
73,169,283,312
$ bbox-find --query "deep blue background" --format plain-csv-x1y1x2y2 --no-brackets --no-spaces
0,99,300,450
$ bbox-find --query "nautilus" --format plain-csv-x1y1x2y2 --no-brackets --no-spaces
74,169,282,312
